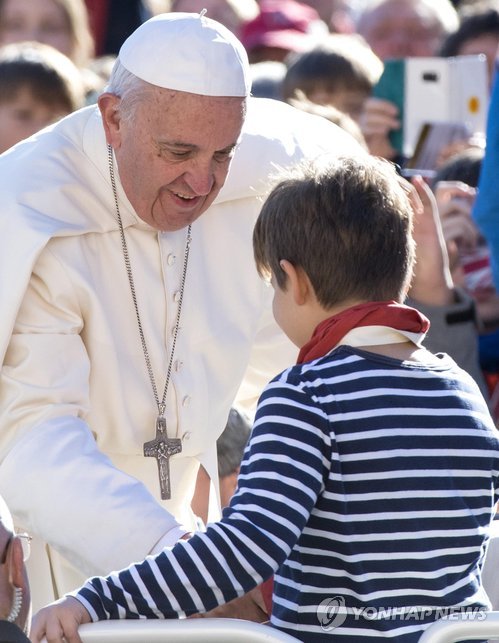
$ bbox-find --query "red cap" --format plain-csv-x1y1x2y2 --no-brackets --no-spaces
240,0,324,54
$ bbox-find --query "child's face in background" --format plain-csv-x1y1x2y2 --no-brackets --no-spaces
0,86,67,153
306,86,369,123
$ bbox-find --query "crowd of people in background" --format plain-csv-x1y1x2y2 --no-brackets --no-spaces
2,0,499,640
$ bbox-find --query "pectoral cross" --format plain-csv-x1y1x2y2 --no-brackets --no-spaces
144,414,182,500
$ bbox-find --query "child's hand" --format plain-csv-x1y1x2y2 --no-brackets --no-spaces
434,181,479,251
30,595,91,643
358,97,400,159
405,174,454,306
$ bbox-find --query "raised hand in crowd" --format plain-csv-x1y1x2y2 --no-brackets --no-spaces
358,96,400,159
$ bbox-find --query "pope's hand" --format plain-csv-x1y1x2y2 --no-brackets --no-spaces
30,596,91,643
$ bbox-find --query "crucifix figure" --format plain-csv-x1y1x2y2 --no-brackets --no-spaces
144,414,182,500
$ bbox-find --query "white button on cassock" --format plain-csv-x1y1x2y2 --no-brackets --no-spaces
167,253,176,266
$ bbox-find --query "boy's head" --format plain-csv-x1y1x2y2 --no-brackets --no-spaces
253,155,415,313
0,41,85,153
282,34,383,121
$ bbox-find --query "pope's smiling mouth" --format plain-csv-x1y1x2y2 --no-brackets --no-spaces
174,191,196,200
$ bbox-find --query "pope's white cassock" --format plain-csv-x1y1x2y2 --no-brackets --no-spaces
0,95,363,609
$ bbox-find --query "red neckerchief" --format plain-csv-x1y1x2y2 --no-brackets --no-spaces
297,300,430,364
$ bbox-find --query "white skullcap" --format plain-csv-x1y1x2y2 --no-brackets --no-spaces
119,12,251,97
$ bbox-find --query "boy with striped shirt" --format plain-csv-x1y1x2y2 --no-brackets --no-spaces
32,155,499,642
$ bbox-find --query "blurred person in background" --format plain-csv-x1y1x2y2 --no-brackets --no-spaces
191,407,252,523
439,2,499,87
216,407,251,510
0,0,102,101
0,0,94,69
249,60,287,99
240,0,328,63
83,0,152,56
356,0,459,60
356,0,460,159
300,0,366,33
169,0,259,38
0,41,85,153
281,33,382,122
430,149,499,414
287,93,368,146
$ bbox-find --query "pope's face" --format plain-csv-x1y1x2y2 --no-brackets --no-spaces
100,88,246,232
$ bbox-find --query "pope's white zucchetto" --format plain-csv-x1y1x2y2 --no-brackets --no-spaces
118,11,251,97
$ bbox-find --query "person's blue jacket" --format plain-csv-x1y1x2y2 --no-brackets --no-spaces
474,66,499,289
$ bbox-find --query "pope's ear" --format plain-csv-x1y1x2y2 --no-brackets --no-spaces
7,538,24,590
98,93,122,148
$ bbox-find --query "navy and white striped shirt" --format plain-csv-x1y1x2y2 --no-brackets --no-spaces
76,346,499,641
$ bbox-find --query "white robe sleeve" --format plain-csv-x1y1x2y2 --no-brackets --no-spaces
0,247,183,577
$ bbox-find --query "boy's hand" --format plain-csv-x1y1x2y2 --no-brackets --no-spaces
30,596,91,643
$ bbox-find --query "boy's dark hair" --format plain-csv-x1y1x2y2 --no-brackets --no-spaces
281,34,382,102
0,42,85,113
253,156,415,308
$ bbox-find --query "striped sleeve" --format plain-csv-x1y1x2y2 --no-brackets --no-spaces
74,373,332,620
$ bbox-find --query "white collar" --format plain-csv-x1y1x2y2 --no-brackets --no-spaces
331,325,426,354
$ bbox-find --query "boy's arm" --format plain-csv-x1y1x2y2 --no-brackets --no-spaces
32,378,330,638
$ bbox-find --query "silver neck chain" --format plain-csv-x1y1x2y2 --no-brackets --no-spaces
107,144,192,415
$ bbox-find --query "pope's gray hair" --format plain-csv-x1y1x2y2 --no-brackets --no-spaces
105,58,156,123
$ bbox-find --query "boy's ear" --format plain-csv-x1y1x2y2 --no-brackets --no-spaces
279,260,310,305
